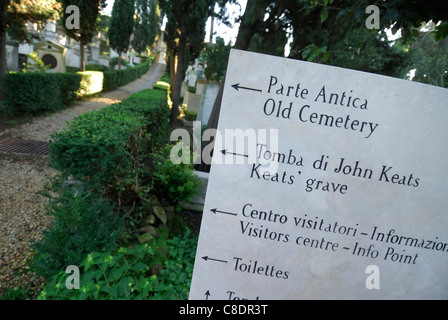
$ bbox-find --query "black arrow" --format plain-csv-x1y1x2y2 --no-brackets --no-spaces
231,83,262,93
205,290,211,300
202,256,228,263
210,208,238,216
221,149,248,158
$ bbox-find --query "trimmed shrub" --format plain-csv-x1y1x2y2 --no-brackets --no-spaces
49,88,169,204
32,183,125,278
151,146,201,211
108,89,169,150
78,71,103,96
54,73,82,105
109,57,129,69
3,72,61,115
102,61,151,91
49,108,149,201
2,61,152,115
85,64,109,72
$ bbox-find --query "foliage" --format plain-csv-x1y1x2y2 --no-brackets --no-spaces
2,60,151,115
159,0,214,124
109,56,129,69
133,0,161,55
49,104,153,202
37,229,198,300
0,287,30,300
183,109,197,121
102,60,152,91
60,0,105,71
151,145,201,211
155,229,198,299
153,80,170,91
21,51,50,73
54,72,83,104
49,86,169,207
49,84,199,212
66,64,110,73
325,27,407,77
107,88,169,150
60,0,105,42
77,71,103,96
1,0,60,79
400,30,448,88
202,37,231,81
108,0,135,69
32,183,125,278
85,64,109,72
37,243,161,300
3,72,61,115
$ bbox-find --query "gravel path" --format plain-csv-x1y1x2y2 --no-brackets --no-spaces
0,62,166,298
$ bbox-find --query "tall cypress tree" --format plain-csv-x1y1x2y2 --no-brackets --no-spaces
61,0,106,72
108,0,134,69
160,0,213,126
133,0,160,55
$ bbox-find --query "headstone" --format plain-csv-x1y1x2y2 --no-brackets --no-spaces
183,91,202,113
189,49,448,300
188,73,198,88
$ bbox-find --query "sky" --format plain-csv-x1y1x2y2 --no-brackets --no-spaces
102,0,246,46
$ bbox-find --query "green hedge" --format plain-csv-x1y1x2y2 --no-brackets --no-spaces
78,71,104,96
54,73,83,105
3,72,67,114
49,88,169,203
31,81,203,300
102,61,151,91
2,61,152,116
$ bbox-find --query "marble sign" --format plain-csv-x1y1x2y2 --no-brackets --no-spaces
188,49,448,300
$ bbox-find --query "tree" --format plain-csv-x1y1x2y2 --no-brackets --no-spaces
0,0,60,76
324,27,407,77
160,0,214,126
400,28,448,88
133,0,161,55
108,0,134,70
60,0,106,72
196,0,448,172
203,36,231,81
196,0,270,172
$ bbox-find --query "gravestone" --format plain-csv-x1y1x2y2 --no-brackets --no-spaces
188,49,448,300
183,91,202,113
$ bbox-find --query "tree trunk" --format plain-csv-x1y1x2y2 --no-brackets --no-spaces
0,0,7,100
196,0,266,172
170,46,184,126
233,0,265,50
169,49,178,98
0,0,7,77
79,39,86,71
169,21,187,127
